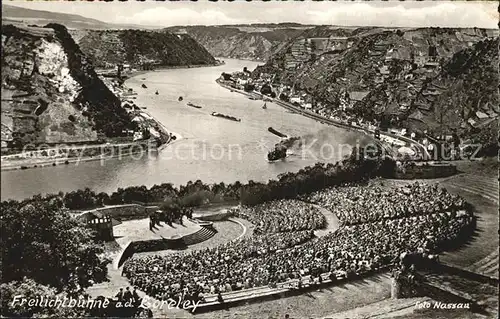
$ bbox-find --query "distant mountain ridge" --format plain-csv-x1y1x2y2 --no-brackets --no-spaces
2,4,162,30
165,25,311,61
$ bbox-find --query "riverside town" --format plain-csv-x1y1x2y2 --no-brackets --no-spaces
1,1,498,319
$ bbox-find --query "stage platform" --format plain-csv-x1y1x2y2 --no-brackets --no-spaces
113,216,201,248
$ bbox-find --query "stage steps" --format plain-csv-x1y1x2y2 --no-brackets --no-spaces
182,226,217,246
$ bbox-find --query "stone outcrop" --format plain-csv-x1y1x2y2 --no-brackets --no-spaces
1,24,136,149
74,29,217,69
165,25,307,61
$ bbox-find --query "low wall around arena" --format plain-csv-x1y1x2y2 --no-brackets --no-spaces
194,266,393,314
116,225,217,267
117,236,187,267
195,210,235,222
88,204,159,220
117,237,187,268
395,162,457,179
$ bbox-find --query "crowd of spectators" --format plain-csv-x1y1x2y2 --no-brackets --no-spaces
122,230,314,302
281,210,474,280
122,183,474,306
229,199,326,234
305,182,466,225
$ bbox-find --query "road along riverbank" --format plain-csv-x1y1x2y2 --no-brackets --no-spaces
216,79,430,159
0,140,156,171
0,76,184,172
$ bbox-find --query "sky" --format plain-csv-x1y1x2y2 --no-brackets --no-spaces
5,0,498,29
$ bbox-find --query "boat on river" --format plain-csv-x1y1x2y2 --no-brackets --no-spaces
267,145,287,162
268,127,288,138
267,136,298,162
178,96,183,101
262,103,267,109
211,112,241,122
141,84,147,89
187,102,202,109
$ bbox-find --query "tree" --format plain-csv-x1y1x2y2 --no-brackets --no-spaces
260,84,273,96
63,188,98,210
0,278,87,318
221,72,232,81
160,197,183,219
279,93,289,102
1,199,110,293
96,192,110,206
244,83,255,92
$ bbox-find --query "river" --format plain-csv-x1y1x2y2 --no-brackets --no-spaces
1,59,370,200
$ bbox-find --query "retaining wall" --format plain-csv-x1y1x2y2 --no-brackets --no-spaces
116,225,215,267
196,210,234,222
432,262,499,285
395,162,457,179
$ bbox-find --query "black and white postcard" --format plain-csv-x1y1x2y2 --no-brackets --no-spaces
1,1,498,318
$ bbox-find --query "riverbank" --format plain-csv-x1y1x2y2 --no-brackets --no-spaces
119,78,185,151
0,88,182,172
0,141,156,172
138,109,183,152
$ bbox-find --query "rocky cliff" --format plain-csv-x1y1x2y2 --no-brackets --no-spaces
1,24,136,149
253,27,498,146
75,29,217,68
165,25,308,61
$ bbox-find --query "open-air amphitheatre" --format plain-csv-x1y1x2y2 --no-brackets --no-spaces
77,159,498,319
1,2,498,318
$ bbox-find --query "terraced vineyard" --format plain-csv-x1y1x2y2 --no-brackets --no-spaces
439,172,499,277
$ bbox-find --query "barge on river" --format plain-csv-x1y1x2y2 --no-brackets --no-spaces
267,145,287,162
211,112,241,122
187,102,202,109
